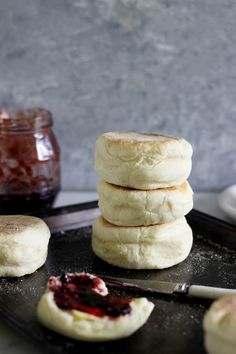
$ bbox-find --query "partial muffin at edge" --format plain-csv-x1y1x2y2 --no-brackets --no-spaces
203,295,236,354
0,215,51,277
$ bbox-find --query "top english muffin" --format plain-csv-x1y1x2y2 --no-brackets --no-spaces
95,132,192,190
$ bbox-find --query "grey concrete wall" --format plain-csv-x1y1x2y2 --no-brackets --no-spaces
0,0,236,192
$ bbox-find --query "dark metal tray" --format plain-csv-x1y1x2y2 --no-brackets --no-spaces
0,202,236,354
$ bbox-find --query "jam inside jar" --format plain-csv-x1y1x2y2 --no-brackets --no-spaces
0,108,60,214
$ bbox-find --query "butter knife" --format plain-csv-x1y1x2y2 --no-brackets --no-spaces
100,276,236,300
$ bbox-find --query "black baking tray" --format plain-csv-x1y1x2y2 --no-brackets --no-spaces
0,202,236,354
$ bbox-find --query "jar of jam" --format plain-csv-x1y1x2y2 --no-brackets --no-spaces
0,108,60,214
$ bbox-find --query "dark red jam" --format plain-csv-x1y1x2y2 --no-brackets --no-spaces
0,189,59,214
0,108,60,214
49,273,132,319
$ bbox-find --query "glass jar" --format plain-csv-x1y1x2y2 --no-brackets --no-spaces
0,108,60,214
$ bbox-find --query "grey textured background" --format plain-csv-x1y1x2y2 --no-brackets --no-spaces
0,0,236,192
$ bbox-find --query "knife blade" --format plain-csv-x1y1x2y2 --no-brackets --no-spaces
100,275,236,300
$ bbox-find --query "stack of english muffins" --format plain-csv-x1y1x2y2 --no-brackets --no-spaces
92,132,193,269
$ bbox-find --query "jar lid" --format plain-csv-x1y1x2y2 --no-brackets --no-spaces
0,108,53,132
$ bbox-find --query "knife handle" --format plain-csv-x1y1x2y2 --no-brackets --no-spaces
188,285,236,299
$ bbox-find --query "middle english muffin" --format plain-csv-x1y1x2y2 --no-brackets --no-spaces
92,216,193,269
95,132,192,190
97,180,193,226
